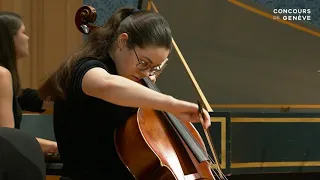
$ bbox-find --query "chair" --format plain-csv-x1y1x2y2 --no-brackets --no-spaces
0,127,46,180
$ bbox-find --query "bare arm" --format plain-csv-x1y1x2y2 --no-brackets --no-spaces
0,68,15,128
0,68,57,153
82,66,211,129
82,68,192,113
36,137,58,154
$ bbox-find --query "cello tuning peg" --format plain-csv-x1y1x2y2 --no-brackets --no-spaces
80,24,89,34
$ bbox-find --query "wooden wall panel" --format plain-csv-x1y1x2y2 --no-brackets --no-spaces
0,0,83,89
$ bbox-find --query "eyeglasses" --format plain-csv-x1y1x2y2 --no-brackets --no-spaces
131,44,168,76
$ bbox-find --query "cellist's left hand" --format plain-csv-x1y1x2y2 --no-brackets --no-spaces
149,58,168,83
149,75,157,83
170,100,211,130
198,108,211,129
179,107,211,129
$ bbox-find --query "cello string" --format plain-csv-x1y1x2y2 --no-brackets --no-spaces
205,150,227,180
144,78,228,179
198,101,227,180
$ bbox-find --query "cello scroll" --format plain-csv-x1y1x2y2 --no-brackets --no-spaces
75,5,100,34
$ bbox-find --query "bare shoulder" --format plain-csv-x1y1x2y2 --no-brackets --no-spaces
0,66,12,93
0,66,11,77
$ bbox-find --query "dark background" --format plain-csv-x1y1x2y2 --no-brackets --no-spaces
140,0,320,112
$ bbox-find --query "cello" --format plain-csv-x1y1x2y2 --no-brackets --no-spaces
75,5,227,180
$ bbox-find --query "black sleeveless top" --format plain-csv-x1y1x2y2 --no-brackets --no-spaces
13,94,22,129
53,56,137,179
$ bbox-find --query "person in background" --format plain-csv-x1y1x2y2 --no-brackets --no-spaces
0,11,58,154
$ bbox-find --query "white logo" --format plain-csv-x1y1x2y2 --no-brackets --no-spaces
273,8,311,21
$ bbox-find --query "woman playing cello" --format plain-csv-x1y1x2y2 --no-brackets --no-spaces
38,7,211,180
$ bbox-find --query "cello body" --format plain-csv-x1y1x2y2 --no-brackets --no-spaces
115,108,215,180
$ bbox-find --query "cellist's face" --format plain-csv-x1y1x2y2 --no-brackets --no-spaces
14,23,29,59
113,33,169,82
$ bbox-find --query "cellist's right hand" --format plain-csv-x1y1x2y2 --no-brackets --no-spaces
169,99,211,129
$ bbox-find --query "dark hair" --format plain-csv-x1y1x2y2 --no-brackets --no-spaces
0,11,22,95
39,7,172,100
